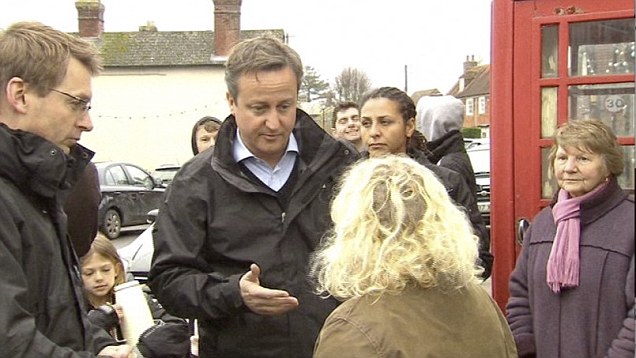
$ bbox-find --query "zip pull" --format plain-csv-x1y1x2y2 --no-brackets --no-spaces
281,212,286,223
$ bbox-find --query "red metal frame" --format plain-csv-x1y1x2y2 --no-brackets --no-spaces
490,0,635,310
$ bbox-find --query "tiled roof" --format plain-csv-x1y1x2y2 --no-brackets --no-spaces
91,29,285,67
448,65,490,98
410,88,442,104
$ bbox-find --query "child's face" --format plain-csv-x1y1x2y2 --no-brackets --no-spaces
81,253,121,299
196,126,219,153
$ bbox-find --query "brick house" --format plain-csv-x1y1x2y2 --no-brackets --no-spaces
447,56,491,138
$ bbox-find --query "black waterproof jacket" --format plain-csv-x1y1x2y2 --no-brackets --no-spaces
427,130,478,197
149,110,359,358
409,148,493,279
0,124,116,357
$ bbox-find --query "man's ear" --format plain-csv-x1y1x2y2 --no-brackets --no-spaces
226,91,236,116
5,77,29,114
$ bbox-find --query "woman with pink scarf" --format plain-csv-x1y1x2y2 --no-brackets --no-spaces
506,119,634,358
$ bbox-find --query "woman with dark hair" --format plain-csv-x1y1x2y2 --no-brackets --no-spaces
358,87,493,279
191,116,222,155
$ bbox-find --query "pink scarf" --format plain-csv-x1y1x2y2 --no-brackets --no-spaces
546,181,608,293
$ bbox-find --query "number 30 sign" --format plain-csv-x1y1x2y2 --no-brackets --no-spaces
604,95,626,113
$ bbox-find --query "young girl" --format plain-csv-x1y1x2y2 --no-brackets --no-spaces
80,233,126,339
80,234,192,357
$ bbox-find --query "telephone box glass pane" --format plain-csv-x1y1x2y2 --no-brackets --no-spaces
618,146,635,192
541,87,558,137
570,19,635,76
541,147,558,199
568,83,634,136
542,25,559,78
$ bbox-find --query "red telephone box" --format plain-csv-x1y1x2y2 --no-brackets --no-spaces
490,0,635,308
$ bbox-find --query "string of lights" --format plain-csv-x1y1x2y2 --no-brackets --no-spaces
92,103,224,120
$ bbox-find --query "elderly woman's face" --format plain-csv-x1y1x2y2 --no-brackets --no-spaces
554,145,609,197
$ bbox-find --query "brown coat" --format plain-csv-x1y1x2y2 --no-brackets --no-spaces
314,284,516,358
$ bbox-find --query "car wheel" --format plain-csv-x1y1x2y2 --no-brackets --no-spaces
102,209,121,239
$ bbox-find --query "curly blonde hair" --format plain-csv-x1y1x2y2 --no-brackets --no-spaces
310,155,481,300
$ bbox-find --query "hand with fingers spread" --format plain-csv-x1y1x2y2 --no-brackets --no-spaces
239,264,299,316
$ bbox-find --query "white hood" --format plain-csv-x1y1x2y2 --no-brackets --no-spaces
415,95,465,141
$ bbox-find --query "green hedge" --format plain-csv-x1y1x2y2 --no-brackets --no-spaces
462,127,482,138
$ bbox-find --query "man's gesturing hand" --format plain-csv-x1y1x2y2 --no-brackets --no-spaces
239,263,299,315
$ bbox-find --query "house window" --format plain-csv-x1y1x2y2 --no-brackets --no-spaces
466,98,474,116
478,96,486,114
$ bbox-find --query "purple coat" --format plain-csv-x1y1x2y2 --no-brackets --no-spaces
506,178,635,358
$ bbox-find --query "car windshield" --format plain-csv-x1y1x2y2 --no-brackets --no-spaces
154,169,178,181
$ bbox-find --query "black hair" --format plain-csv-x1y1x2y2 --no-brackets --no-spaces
359,87,429,154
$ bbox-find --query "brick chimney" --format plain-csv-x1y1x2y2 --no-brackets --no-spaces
75,0,104,38
463,55,478,74
139,21,158,32
212,0,242,57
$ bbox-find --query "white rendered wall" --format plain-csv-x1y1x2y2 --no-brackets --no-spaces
82,66,228,171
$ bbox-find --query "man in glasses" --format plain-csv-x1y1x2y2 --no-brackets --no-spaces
0,22,131,357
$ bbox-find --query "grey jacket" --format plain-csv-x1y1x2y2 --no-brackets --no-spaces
0,123,116,357
149,110,359,358
507,178,635,358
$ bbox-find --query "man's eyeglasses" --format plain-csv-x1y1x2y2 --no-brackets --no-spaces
49,88,91,113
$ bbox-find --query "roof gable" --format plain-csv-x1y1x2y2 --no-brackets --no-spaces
448,65,490,98
411,88,442,104
94,29,285,67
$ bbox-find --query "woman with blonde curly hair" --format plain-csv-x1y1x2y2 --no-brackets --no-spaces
311,155,516,357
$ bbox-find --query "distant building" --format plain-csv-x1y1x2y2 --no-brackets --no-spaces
447,55,491,137
73,0,284,169
410,88,442,106
298,101,332,130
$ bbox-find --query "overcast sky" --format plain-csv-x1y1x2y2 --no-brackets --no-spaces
0,0,492,94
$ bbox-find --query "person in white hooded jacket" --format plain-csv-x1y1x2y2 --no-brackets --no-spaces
416,95,478,197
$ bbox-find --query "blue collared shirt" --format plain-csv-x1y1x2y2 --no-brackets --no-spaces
232,128,299,191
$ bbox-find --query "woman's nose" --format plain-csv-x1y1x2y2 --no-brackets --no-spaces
564,157,577,172
370,123,380,136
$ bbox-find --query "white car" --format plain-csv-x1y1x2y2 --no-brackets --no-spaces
118,210,157,283
467,143,491,227
152,164,181,188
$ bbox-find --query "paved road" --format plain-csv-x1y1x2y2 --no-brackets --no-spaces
112,225,148,250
